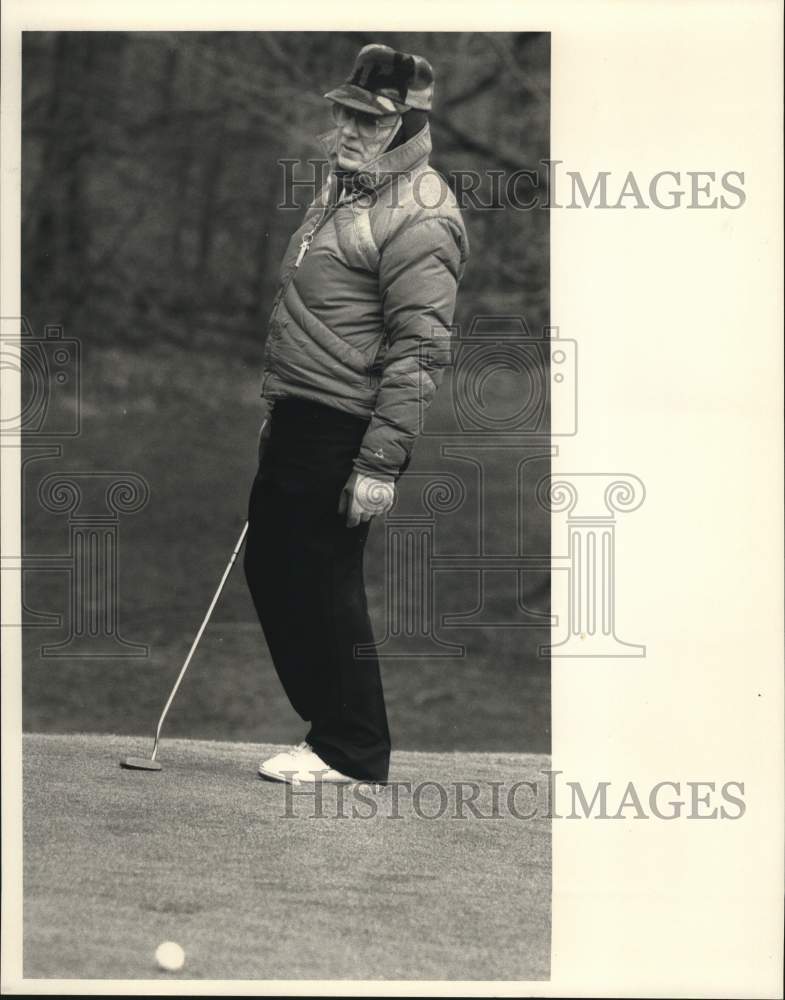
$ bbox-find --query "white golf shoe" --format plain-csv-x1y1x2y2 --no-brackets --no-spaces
258,741,355,784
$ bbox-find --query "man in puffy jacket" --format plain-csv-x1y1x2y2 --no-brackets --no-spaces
245,43,469,784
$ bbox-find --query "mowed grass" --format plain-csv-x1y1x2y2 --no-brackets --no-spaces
23,733,551,982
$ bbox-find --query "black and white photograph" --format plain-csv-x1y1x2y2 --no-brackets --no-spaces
12,27,553,983
1,2,782,997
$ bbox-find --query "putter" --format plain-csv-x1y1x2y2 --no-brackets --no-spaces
120,520,249,772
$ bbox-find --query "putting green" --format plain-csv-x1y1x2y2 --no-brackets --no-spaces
22,733,551,981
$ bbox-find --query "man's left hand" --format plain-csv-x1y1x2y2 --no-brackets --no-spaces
338,471,395,528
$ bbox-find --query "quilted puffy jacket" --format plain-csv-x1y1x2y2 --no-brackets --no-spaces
259,123,469,481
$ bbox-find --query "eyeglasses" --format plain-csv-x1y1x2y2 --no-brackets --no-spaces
330,103,400,139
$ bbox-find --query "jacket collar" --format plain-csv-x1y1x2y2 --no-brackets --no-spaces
316,123,432,199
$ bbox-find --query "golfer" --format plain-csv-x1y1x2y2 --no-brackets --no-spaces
245,44,469,785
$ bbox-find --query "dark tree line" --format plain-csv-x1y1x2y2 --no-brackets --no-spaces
22,31,549,359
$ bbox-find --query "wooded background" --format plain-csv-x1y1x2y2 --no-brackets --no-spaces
22,32,551,753
22,31,549,349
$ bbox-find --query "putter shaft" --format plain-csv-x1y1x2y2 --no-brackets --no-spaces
150,519,249,761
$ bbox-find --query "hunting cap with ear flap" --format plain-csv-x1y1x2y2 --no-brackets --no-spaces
324,43,435,116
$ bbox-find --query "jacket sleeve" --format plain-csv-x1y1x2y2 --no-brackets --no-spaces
353,216,465,481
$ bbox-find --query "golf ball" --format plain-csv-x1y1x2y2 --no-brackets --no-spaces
155,941,185,972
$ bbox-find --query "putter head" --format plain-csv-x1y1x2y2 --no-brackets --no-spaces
120,756,163,771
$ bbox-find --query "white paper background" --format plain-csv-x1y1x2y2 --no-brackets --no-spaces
2,1,783,996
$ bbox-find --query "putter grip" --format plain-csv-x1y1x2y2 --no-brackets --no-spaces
257,416,271,464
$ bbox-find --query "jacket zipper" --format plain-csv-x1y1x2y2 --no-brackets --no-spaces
293,231,314,267
266,186,363,377
291,188,351,268
273,184,347,311
270,223,312,327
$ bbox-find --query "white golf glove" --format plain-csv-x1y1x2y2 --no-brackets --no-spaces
338,471,395,528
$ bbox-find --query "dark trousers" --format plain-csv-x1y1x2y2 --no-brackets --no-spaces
243,398,391,782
